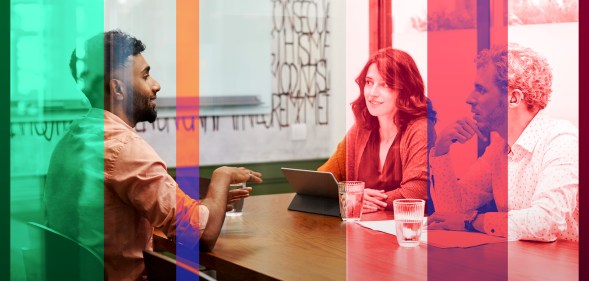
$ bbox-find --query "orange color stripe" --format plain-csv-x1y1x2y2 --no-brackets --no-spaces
176,0,199,168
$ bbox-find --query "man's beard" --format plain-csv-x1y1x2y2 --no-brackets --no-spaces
482,99,507,133
125,89,157,124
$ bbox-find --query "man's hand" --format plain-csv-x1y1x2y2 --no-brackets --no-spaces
362,189,388,213
427,212,468,231
214,166,263,184
227,186,252,204
225,186,251,212
433,117,487,156
201,167,263,251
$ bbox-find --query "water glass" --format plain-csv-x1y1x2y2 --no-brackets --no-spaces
338,181,365,221
393,199,425,247
226,183,246,217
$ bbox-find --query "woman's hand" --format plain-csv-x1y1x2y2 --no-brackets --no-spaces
362,188,388,213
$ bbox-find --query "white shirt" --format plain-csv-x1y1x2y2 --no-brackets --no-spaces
430,112,578,241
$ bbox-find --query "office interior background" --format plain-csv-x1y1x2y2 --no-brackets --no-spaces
9,0,578,279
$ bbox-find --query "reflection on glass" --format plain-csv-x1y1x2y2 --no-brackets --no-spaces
508,0,578,25
393,0,479,32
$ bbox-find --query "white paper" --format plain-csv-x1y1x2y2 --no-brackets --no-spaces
357,219,509,248
356,219,428,243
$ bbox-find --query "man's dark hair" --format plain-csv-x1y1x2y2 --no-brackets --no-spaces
69,30,146,108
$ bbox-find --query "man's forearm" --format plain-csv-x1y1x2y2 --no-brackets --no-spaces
199,168,230,251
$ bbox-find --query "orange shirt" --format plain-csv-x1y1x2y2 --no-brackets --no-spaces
45,109,208,281
318,118,433,209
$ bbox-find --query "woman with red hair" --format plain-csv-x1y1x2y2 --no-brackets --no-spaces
319,48,436,213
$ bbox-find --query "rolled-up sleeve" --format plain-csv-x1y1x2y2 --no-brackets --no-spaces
176,186,209,249
106,136,209,247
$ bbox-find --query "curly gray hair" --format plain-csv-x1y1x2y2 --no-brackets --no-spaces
475,43,552,111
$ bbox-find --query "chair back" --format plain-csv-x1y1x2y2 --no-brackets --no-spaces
22,222,104,281
144,250,216,281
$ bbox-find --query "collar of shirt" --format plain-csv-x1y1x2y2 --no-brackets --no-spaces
510,111,546,159
488,132,509,155
88,108,134,131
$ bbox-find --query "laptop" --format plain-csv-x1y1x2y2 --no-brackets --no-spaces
281,168,341,217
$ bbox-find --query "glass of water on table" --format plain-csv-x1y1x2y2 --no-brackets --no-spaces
393,199,425,247
338,181,365,222
226,182,246,217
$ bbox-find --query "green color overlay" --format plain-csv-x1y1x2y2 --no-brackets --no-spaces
10,1,104,279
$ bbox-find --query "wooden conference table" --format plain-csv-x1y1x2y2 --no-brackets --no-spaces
157,193,578,280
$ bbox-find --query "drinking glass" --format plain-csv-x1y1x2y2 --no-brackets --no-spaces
338,181,365,221
226,183,246,216
393,199,425,247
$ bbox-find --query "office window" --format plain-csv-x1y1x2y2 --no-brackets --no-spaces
508,0,578,25
508,0,578,126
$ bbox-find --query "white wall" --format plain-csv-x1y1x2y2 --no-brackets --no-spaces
104,0,350,166
10,0,353,173
105,0,179,164
104,0,177,100
327,0,348,154
198,0,349,165
344,0,369,133
509,23,579,127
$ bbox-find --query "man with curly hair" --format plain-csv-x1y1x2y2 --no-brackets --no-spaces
428,43,578,242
